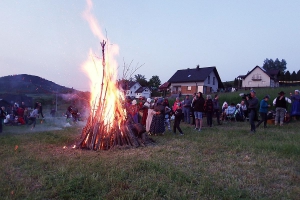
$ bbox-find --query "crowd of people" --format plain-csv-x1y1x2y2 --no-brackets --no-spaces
124,89,300,135
0,101,45,133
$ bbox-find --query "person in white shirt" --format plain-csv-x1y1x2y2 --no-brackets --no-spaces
28,108,39,128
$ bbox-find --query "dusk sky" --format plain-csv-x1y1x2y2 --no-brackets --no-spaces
1,0,300,91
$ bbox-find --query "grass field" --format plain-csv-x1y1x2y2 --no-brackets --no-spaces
0,116,299,199
1,87,300,199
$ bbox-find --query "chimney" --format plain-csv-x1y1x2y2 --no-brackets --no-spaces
196,65,200,70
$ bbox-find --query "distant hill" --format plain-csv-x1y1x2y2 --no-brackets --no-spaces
0,74,76,94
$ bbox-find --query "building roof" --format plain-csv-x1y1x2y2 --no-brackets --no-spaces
159,82,170,90
118,80,140,90
168,66,223,88
266,69,280,78
135,87,149,93
239,66,280,80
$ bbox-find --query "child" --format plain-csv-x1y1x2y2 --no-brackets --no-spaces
173,103,184,135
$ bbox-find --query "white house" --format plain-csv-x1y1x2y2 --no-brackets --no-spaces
125,82,142,98
135,87,151,98
238,66,280,88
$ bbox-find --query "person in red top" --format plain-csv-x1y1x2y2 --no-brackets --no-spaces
172,97,181,112
141,98,152,126
128,100,139,123
17,107,25,125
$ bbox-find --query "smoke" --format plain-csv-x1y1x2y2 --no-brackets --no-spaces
3,117,86,134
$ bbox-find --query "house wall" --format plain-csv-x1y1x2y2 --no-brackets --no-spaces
242,68,271,88
126,82,141,97
169,70,221,95
135,88,151,98
170,82,204,95
203,71,219,93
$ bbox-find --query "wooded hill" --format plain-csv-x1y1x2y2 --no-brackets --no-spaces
0,74,75,94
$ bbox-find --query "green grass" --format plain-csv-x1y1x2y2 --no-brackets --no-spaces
0,116,300,199
1,86,299,199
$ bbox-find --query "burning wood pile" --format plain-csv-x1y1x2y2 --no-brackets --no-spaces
77,41,154,150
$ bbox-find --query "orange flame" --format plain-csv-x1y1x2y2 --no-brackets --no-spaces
81,0,126,129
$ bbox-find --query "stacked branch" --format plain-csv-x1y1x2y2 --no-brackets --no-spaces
77,40,154,150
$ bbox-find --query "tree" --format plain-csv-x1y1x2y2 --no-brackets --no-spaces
262,58,287,73
134,74,148,87
297,70,300,81
233,78,238,87
148,75,161,90
279,71,285,82
284,71,291,82
291,71,297,83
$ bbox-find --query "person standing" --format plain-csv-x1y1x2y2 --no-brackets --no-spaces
240,100,248,120
290,89,300,119
212,94,221,125
192,92,205,131
24,107,29,124
256,95,270,128
204,95,214,127
0,106,7,133
150,98,166,135
141,98,152,126
128,100,139,123
146,104,156,134
246,90,259,133
173,103,184,135
172,97,181,112
38,102,44,118
182,95,192,124
28,107,39,128
190,93,196,126
273,91,291,126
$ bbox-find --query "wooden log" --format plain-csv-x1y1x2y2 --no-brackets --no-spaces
126,126,140,147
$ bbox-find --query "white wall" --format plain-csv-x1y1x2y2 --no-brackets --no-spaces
203,71,219,92
126,82,141,97
242,68,270,88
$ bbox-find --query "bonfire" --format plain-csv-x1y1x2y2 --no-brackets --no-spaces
75,0,153,150
77,41,153,150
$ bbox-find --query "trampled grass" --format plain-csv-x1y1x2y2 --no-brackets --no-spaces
0,117,300,199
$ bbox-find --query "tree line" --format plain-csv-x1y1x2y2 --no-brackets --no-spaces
126,74,161,90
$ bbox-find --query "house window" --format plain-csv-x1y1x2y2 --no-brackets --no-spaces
187,86,191,91
252,74,262,81
208,76,210,84
134,86,136,89
213,77,215,85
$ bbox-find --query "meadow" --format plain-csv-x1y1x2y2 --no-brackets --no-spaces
0,87,299,199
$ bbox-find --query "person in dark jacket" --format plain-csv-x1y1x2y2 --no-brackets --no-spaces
204,95,214,127
192,92,205,131
173,103,184,135
273,91,291,126
256,95,270,128
149,98,165,135
182,95,192,124
212,94,221,125
0,106,7,133
246,90,259,133
190,93,196,125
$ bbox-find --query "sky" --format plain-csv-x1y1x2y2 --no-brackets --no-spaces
1,0,300,91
